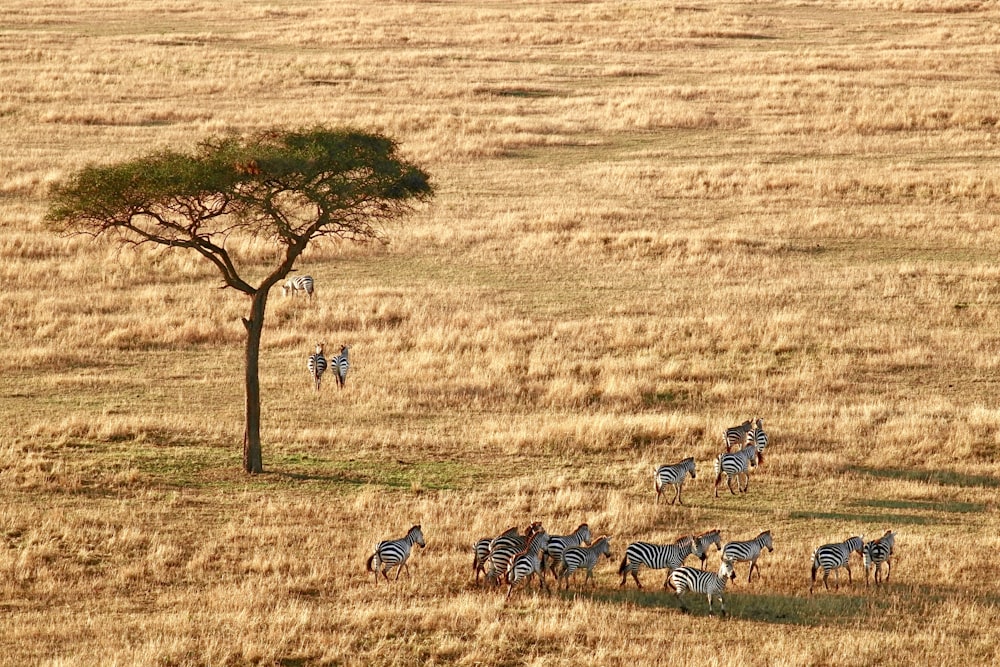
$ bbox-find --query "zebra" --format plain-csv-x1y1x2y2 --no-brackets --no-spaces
505,531,550,599
486,522,543,586
721,530,774,583
618,535,694,589
723,419,754,451
473,526,519,584
558,536,613,590
751,418,768,461
331,345,350,388
692,529,723,570
713,442,758,497
366,524,426,584
810,535,864,593
669,559,737,616
282,274,315,299
307,342,327,392
541,523,591,580
864,530,896,586
654,457,696,506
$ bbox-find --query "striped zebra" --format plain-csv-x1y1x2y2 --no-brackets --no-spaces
713,442,758,497
618,535,694,589
810,535,864,593
669,559,736,616
558,536,613,590
307,342,327,392
366,524,426,584
750,418,768,461
486,522,543,586
654,457,696,506
541,523,591,580
282,274,315,299
473,526,519,584
721,530,774,583
864,530,896,586
505,531,550,599
723,419,754,452
692,529,723,570
332,345,350,389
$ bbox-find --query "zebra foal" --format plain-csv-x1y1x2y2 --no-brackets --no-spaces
723,419,754,452
505,531,550,599
558,536,612,590
282,275,315,299
307,342,327,392
366,525,426,584
692,529,723,570
810,535,864,593
669,559,736,616
332,345,350,388
721,530,773,583
654,457,696,505
541,523,591,580
713,442,758,497
864,530,896,586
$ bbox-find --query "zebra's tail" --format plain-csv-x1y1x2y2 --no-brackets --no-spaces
366,553,377,573
618,555,630,576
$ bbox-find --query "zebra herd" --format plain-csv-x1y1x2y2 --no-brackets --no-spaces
285,275,352,392
365,417,900,615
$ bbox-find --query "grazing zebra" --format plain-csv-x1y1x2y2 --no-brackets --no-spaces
723,419,754,451
713,443,758,497
864,530,896,586
486,522,543,586
307,342,327,392
692,529,723,570
331,345,350,388
619,535,694,589
751,418,768,461
366,524,426,584
505,531,550,599
541,523,591,580
721,530,774,583
669,559,736,616
473,526,519,583
654,457,696,506
282,274,315,299
558,536,613,590
810,535,864,593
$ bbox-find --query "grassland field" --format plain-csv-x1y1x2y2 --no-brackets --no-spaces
1,1,1000,665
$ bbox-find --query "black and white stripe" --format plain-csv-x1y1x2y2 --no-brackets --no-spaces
307,342,327,392
669,560,736,616
486,522,543,586
618,535,694,589
810,535,864,593
692,529,723,570
751,418,768,461
558,536,612,590
332,345,350,389
505,531,550,599
366,524,426,584
473,526,518,583
863,530,895,586
713,443,758,497
721,530,774,583
541,523,591,580
723,419,754,451
654,457,696,505
282,274,315,298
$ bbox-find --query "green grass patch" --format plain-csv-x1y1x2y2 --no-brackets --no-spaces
853,498,986,514
846,465,999,489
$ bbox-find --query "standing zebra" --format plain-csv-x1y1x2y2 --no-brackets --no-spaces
473,526,519,584
864,530,896,586
366,524,426,584
505,531,550,599
619,535,694,589
307,342,327,392
669,559,737,616
810,535,864,593
282,275,315,299
692,529,723,570
750,418,768,461
723,419,754,452
486,522,543,586
332,345,350,389
654,457,696,506
541,523,591,580
721,530,774,583
713,442,759,497
558,536,613,590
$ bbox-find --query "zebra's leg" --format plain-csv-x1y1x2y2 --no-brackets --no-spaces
506,581,515,599
885,558,891,582
718,592,727,617
632,569,643,589
810,564,817,594
714,473,723,498
727,475,737,495
671,484,682,505
748,560,756,583
845,564,852,585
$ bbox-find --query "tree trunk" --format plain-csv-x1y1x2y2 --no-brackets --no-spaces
242,291,267,474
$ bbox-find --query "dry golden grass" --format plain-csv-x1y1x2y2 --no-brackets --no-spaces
2,0,1000,665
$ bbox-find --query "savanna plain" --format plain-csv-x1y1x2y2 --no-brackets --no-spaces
2,0,1000,665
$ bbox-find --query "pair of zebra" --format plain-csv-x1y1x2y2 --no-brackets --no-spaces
810,530,896,593
307,342,350,392
654,448,760,502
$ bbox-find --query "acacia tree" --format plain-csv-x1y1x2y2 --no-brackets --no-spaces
46,128,433,473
